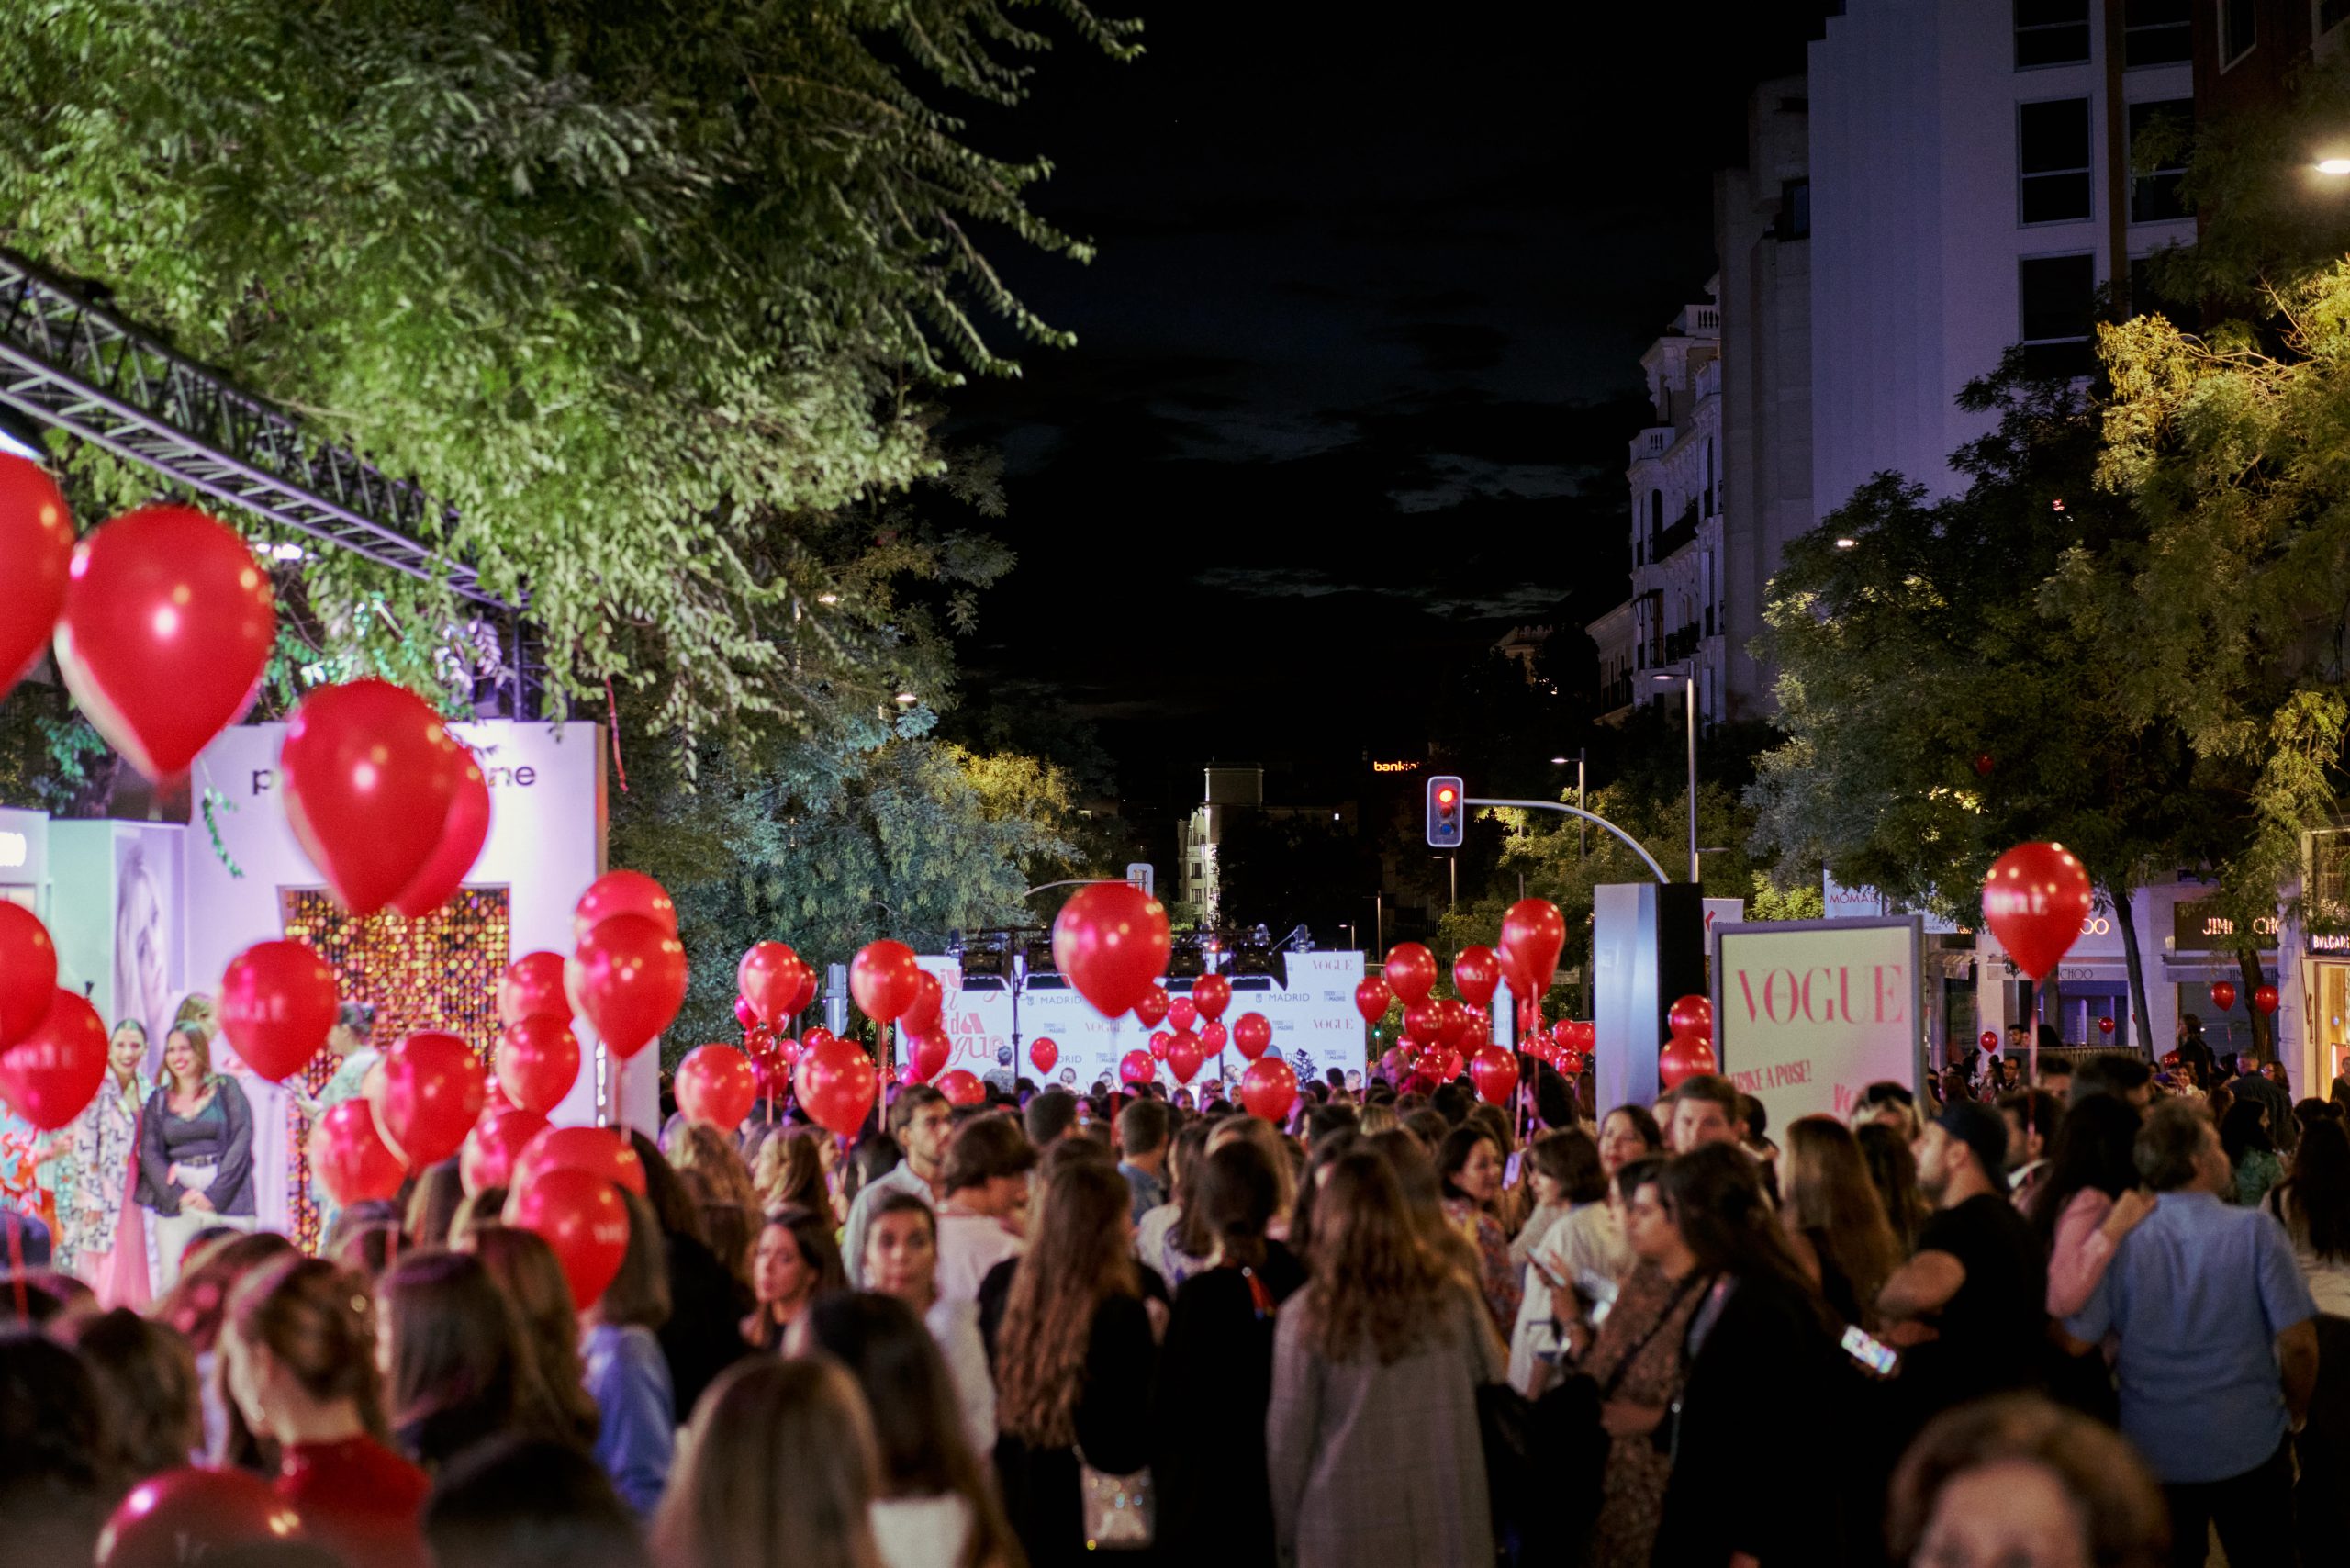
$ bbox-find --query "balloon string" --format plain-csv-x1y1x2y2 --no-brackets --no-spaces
605,677,630,794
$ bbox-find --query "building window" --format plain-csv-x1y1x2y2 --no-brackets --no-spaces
2123,0,2194,64
2129,100,2192,223
1776,177,1811,240
2015,0,2092,68
2219,0,2256,68
2020,252,2098,377
2020,98,2094,224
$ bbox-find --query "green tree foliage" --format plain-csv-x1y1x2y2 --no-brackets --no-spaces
0,0,1137,750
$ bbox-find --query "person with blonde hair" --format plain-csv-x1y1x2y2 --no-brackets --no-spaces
1777,1114,1904,1329
756,1125,844,1221
651,1356,887,1568
44,1017,151,1305
665,1120,760,1214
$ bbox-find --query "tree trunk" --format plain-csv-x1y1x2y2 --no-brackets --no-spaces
2238,946,2271,1059
2113,885,2155,1059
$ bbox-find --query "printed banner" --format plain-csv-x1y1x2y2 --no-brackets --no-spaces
1711,917,1923,1127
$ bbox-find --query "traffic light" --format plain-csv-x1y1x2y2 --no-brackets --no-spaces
1427,774,1464,847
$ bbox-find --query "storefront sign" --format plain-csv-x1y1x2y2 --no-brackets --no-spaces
1713,916,1924,1129
2171,898,2281,951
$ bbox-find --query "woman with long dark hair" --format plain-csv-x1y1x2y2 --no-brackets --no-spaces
1435,1123,1518,1336
1508,1127,1620,1394
1267,1149,1502,1568
379,1249,562,1473
2265,1116,2350,1555
1777,1114,1903,1329
462,1224,600,1446
2032,1094,2151,1321
2221,1097,2286,1207
992,1159,1155,1568
802,1292,1024,1568
743,1204,846,1351
651,1358,885,1568
1857,1120,1930,1257
1140,1119,1215,1288
135,1020,256,1288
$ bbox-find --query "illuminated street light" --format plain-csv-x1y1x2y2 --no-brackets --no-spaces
817,592,841,604
894,690,918,705
1834,536,1858,549
2318,157,2350,175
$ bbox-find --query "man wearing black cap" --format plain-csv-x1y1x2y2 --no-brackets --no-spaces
1876,1102,2050,1427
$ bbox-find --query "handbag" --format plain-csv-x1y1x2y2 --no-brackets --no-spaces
1075,1446,1154,1551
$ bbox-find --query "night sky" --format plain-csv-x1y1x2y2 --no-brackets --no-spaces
946,5,1823,823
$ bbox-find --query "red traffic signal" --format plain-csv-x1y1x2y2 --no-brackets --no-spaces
1427,774,1465,847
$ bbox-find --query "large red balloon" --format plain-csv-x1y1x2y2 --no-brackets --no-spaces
1239,1056,1298,1123
96,1464,303,1568
849,939,925,1023
1452,946,1500,1010
901,969,946,1036
1382,944,1438,1004
495,1014,580,1114
372,1031,486,1169
1403,999,1446,1044
460,1106,548,1197
1167,1032,1206,1085
391,752,491,918
1979,1029,2000,1051
514,1124,646,1198
1030,1036,1059,1074
677,1044,758,1129
795,1033,879,1139
1469,1045,1519,1107
1659,1032,1718,1090
1667,994,1714,1042
1419,1045,1464,1084
936,1068,984,1106
309,1099,403,1206
907,1033,951,1083
1119,1049,1156,1086
1148,1029,1173,1062
2210,980,2238,1013
507,1167,632,1310
1167,995,1200,1034
218,940,339,1083
2254,983,2280,1015
573,869,677,942
1053,881,1172,1018
1352,976,1392,1025
0,902,59,1047
735,995,759,1031
1199,1020,1229,1055
0,988,106,1129
1133,984,1171,1029
1191,973,1233,1023
55,504,274,779
498,951,572,1028
0,457,73,700
1233,1012,1272,1060
1437,999,1475,1052
1981,842,2093,982
739,940,814,1029
569,913,688,1058
1498,900,1567,1001
279,679,464,915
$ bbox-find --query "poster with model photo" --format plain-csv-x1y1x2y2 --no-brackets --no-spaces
110,825,184,1076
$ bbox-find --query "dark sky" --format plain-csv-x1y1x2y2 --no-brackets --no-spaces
946,4,1822,820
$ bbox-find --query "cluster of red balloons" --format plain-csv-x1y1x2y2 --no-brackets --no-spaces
0,903,106,1132
1528,1018,1595,1076
2210,979,2280,1016
566,870,687,1060
1659,994,1717,1089
281,679,488,918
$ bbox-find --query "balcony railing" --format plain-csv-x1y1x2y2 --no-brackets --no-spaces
1630,426,1671,464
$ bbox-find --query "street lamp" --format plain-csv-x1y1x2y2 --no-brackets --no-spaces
1648,662,1701,882
2318,157,2350,175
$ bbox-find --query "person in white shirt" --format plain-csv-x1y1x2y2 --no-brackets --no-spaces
844,1085,954,1289
934,1114,1034,1305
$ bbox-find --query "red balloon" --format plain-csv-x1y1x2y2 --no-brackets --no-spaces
1234,1012,1272,1060
391,752,491,918
1402,998,1444,1044
507,1166,632,1310
279,680,464,915
1191,973,1233,1022
480,1078,516,1121
1470,1045,1519,1107
896,1060,923,1089
1167,1031,1206,1085
498,951,571,1028
96,1464,304,1568
908,1032,951,1083
0,457,73,700
2210,981,2238,1013
55,504,274,779
1667,994,1714,1042
0,988,106,1129
1053,881,1172,1018
1352,976,1392,1025
495,1015,580,1114
849,939,924,1023
1981,842,2093,981
1420,1045,1464,1084
514,1124,646,1198
2097,1015,2116,1036
1452,946,1500,1009
1497,899,1567,1001
739,940,814,1029
572,869,677,942
569,913,687,1058
801,1025,838,1055
1199,1020,1229,1054
734,995,758,1031
2254,983,2280,1015
794,1033,878,1139
936,1068,984,1106
1239,1056,1298,1122
1436,999,1474,1052
461,1106,548,1197
0,902,59,1047
1134,984,1172,1029
1148,1029,1173,1062
677,1044,758,1129
1972,753,1996,778
1030,1036,1059,1073
1979,1029,2000,1051
309,1099,403,1205
372,1031,486,1169
218,939,339,1082
1167,995,1200,1034
1382,943,1438,1004
1119,1048,1157,1087
1659,1032,1718,1090
901,969,946,1035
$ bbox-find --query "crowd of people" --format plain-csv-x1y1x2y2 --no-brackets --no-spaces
2,1025,2345,1568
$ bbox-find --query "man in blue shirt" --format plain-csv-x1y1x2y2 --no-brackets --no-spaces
2065,1099,2319,1568
1115,1096,1170,1223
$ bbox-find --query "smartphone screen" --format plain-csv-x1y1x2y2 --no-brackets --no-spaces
1841,1324,1897,1377
1504,1151,1524,1186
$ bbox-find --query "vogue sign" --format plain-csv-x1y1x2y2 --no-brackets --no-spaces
1713,917,1923,1129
